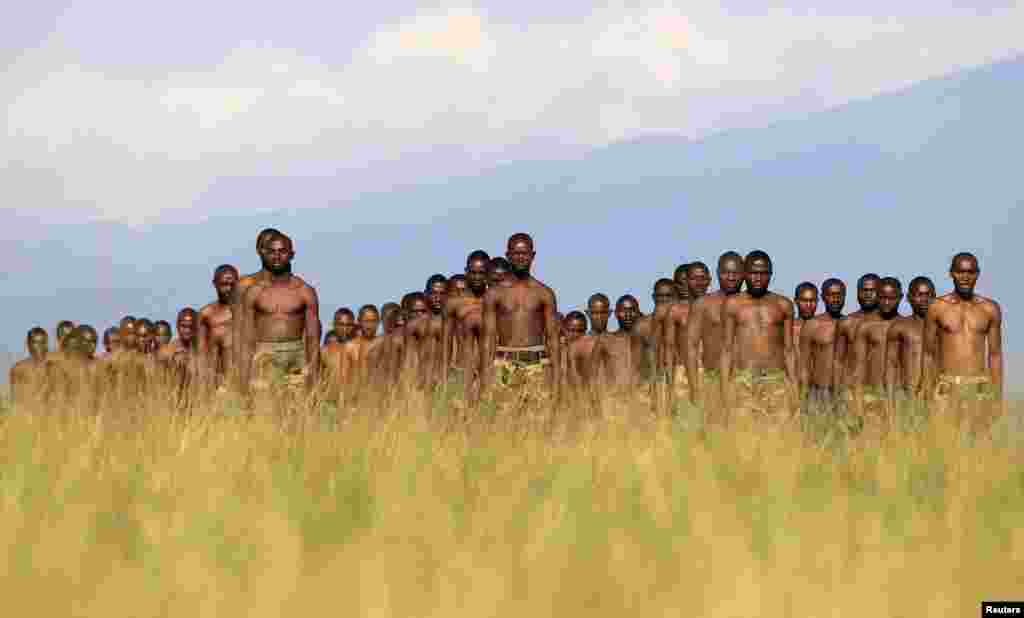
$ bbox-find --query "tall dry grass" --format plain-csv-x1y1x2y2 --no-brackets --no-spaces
1,368,1022,617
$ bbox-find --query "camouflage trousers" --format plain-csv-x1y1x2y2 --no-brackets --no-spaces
933,374,996,402
730,368,789,419
251,340,307,391
494,358,548,389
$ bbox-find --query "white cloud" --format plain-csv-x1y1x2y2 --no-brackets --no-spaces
3,3,1023,223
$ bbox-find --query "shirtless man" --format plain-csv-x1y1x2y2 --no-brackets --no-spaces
686,261,711,300
333,308,357,343
720,251,797,418
443,250,490,399
154,321,173,348
852,277,903,417
481,233,560,399
923,252,1003,406
560,311,588,387
135,319,159,355
197,264,239,382
488,257,512,289
664,262,711,403
884,276,935,397
98,326,120,360
9,328,49,405
423,274,449,387
400,292,434,387
685,251,744,405
380,303,401,335
591,295,645,392
793,282,819,370
449,275,467,299
337,305,381,394
239,233,321,393
835,273,883,386
55,320,75,351
567,293,611,389
158,308,198,367
358,305,387,386
798,279,847,416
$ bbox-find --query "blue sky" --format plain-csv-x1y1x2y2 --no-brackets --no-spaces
2,2,1021,387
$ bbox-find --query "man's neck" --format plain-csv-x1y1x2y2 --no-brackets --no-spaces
955,290,974,301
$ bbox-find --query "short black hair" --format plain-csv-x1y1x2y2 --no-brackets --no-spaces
744,250,772,271
467,250,490,265
857,273,881,290
103,326,118,340
358,304,379,318
673,263,690,278
507,232,534,248
795,281,818,297
879,276,902,292
381,302,400,316
334,307,354,319
27,327,47,340
908,276,935,292
616,294,639,307
565,310,587,325
489,257,511,271
588,293,610,308
73,324,97,339
950,251,980,271
154,320,172,330
654,278,676,292
718,251,743,270
425,274,447,291
177,307,197,320
688,261,710,275
403,292,428,309
214,264,239,279
821,278,846,293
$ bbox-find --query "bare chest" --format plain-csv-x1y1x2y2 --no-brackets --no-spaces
938,303,990,335
255,286,306,316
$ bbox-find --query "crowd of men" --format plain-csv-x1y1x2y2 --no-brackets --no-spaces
9,227,1004,421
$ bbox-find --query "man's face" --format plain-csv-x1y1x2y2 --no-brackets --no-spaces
427,281,448,314
653,283,677,307
57,322,75,344
878,283,901,318
155,323,172,346
796,289,818,320
506,239,535,276
564,318,587,342
489,267,508,288
686,267,711,299
951,257,979,296
615,300,639,331
359,311,380,339
587,301,611,334
262,239,293,276
674,271,690,301
409,299,430,321
28,333,48,361
908,282,935,318
745,259,772,297
324,333,340,346
214,271,237,303
393,311,407,329
135,324,157,353
178,315,196,344
334,314,355,340
718,259,744,294
465,259,489,295
104,330,120,353
80,330,98,357
119,322,137,351
822,284,846,317
858,278,879,312
449,278,467,298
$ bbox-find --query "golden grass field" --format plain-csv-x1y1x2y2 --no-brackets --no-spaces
1,375,1022,617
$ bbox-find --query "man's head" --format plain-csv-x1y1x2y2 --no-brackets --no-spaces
103,326,120,353
794,282,819,320
260,233,294,276
255,227,281,254
448,274,467,298
506,233,535,278
119,317,138,351
586,293,611,334
563,311,588,343
744,250,773,298
26,327,48,361
177,308,197,345
488,257,511,288
907,276,936,318
405,292,430,321
381,302,401,334
673,264,690,301
55,320,76,350
856,273,881,313
425,274,448,315
72,325,98,358
652,278,678,307
134,319,157,354
615,295,640,332
821,278,846,318
949,252,980,298
333,308,356,342
323,330,340,346
154,320,173,346
358,305,380,339
717,251,745,295
686,261,711,299
878,277,902,319
458,250,488,296
213,264,239,303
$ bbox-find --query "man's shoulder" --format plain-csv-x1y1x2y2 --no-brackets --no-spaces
528,277,556,297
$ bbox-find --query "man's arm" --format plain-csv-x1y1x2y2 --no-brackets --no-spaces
304,285,321,388
544,288,561,399
798,320,814,390
238,286,258,396
230,283,245,390
480,290,497,394
442,303,455,392
987,300,1003,399
921,305,939,399
884,324,900,390
781,298,797,386
719,299,736,406
686,301,704,404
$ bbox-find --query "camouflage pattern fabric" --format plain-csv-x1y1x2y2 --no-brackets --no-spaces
251,340,307,390
934,374,996,402
731,367,788,418
494,358,547,389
